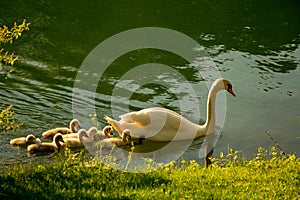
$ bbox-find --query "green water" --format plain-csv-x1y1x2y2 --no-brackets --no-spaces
1,0,300,165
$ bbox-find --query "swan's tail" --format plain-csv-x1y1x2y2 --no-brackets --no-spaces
104,115,114,124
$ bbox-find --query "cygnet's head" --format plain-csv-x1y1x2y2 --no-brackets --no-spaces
70,119,81,130
88,127,98,136
78,129,88,138
26,134,41,144
103,126,113,136
54,133,65,143
26,134,36,141
122,129,131,142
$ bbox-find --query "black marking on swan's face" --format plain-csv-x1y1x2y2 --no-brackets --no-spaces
226,83,236,97
227,83,232,91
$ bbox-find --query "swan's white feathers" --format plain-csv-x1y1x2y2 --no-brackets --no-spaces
104,78,235,142
105,107,200,141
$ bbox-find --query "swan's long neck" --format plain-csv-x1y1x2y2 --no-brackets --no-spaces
198,81,223,135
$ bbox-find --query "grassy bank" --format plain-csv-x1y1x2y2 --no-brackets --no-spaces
0,148,299,200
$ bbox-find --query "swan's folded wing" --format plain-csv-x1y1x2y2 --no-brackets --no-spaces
128,107,182,129
118,113,133,123
150,107,181,117
116,108,152,127
127,110,151,127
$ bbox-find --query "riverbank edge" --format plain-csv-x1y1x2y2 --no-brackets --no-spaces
0,147,299,199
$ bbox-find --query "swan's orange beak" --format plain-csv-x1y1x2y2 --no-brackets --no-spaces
227,88,236,97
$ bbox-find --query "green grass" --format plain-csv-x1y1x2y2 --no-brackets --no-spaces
0,148,299,200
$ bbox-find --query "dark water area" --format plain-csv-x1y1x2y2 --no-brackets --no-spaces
0,0,300,167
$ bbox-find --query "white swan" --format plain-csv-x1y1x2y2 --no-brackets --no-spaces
104,78,235,141
27,133,65,155
10,134,41,148
42,119,81,139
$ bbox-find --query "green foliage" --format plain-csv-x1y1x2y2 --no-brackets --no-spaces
0,20,29,131
0,19,30,78
265,130,287,156
210,146,242,167
0,147,299,199
0,19,30,43
0,104,23,132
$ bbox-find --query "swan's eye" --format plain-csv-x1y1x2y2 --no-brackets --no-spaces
227,84,232,90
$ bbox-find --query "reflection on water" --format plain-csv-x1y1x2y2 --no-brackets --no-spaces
82,126,222,172
254,45,299,73
86,138,206,172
